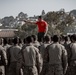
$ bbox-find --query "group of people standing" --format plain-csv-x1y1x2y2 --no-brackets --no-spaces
0,16,76,75
0,34,76,75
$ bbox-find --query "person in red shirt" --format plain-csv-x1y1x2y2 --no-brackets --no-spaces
23,16,48,42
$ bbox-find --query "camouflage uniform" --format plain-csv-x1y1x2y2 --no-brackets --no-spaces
46,64,63,75
65,42,76,75
44,42,68,75
3,44,11,65
0,45,6,75
17,44,42,75
23,66,38,75
63,42,71,65
65,61,76,75
39,43,50,75
7,45,21,75
39,43,50,59
32,41,40,48
3,44,11,75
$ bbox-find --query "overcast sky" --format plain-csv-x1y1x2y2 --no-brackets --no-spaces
0,0,76,18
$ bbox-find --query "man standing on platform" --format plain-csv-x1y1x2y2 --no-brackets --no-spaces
23,16,48,42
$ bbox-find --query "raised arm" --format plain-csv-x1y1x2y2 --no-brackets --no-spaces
22,19,36,25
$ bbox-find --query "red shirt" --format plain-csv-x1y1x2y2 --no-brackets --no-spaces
35,20,48,32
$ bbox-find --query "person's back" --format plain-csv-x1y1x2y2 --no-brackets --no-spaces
7,37,21,75
0,39,6,75
0,49,6,75
39,35,51,75
3,38,11,51
9,45,21,63
44,35,68,75
63,36,71,50
39,35,51,60
48,42,66,64
17,36,42,75
31,35,40,48
66,34,76,75
23,44,39,66
0,49,6,66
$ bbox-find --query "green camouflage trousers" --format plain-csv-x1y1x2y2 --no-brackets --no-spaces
45,64,63,75
40,64,48,75
7,62,17,75
0,66,5,75
23,66,38,75
65,61,76,75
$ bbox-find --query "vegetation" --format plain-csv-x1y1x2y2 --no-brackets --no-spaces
44,10,74,35
15,23,37,39
15,10,75,38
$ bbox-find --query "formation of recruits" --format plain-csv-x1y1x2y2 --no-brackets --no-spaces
0,34,76,75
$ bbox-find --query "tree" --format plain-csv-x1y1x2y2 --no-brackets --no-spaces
15,23,37,39
56,13,74,34
41,10,45,17
44,11,61,35
44,10,74,35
